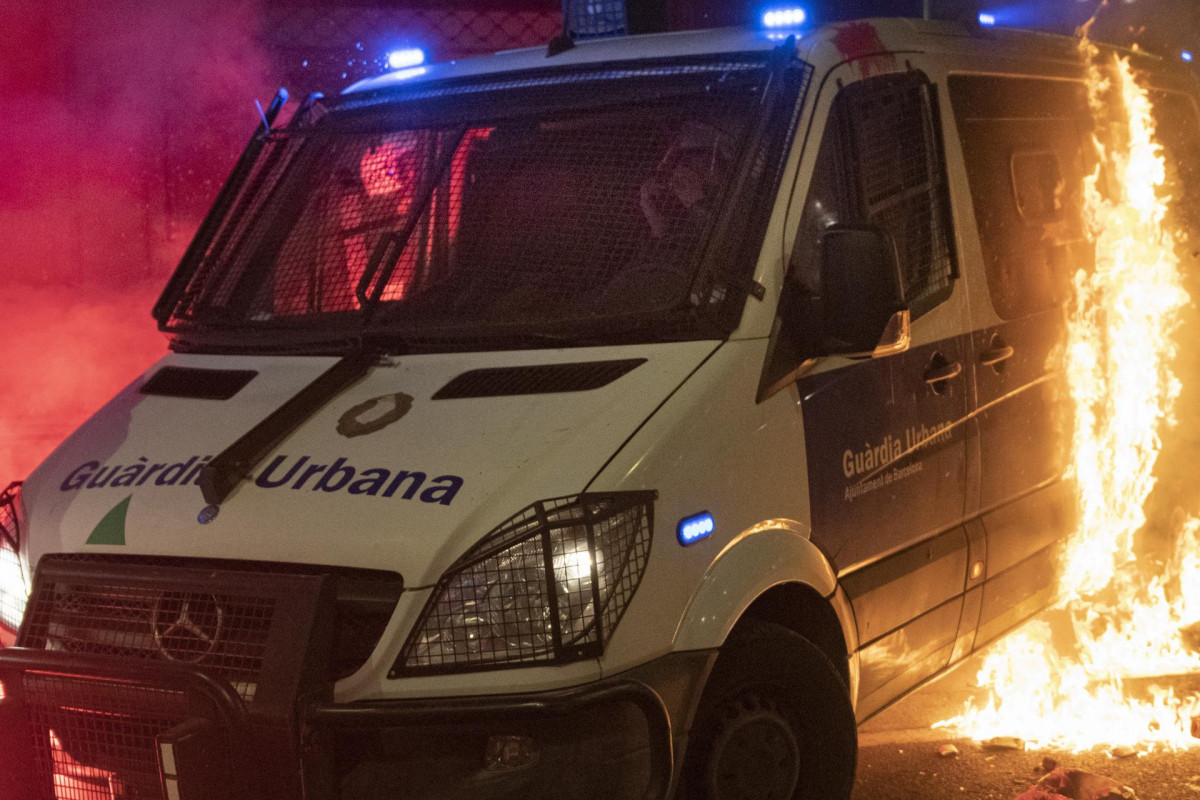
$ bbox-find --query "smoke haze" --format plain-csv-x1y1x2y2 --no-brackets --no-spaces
0,0,272,482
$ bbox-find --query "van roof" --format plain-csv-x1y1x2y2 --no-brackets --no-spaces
343,16,1180,98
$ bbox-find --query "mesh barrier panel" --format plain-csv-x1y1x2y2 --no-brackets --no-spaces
400,494,653,672
24,673,192,800
21,575,276,702
161,59,775,347
266,5,563,91
843,75,955,318
0,483,26,632
19,554,403,685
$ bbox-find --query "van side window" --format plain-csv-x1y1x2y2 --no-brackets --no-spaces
949,75,1092,319
788,71,957,320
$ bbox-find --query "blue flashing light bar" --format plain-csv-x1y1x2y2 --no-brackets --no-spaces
762,7,807,28
978,12,997,27
1184,51,1195,63
678,512,715,546
387,48,426,70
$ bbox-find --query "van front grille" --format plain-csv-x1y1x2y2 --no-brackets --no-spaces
20,572,276,702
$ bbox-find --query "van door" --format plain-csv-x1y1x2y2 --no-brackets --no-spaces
948,74,1090,648
777,65,972,718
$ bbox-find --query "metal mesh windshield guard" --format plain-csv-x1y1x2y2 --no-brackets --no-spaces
159,56,812,352
395,492,654,675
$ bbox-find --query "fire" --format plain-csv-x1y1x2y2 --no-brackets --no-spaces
935,41,1200,750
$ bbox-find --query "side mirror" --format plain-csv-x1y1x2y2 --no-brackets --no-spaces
819,224,909,357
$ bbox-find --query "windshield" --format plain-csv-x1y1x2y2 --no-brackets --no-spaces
158,55,810,353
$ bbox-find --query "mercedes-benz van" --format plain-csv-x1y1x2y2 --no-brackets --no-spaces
1,13,1198,800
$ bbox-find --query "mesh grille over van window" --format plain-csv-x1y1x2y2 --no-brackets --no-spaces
788,71,956,321
840,73,956,318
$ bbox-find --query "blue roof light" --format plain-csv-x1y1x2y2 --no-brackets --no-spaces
762,7,807,29
978,12,997,27
1184,51,1195,63
386,48,426,70
677,512,716,546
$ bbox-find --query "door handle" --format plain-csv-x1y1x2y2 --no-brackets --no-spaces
980,344,1015,367
923,361,962,385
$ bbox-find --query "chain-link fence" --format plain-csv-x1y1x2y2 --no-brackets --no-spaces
263,3,563,96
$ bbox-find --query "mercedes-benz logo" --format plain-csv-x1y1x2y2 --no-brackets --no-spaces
151,592,225,663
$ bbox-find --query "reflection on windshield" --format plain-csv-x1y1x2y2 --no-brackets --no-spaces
172,75,767,345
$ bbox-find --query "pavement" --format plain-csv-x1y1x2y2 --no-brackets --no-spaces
853,647,1200,800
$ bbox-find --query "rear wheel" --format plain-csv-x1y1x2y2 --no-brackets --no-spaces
680,619,856,800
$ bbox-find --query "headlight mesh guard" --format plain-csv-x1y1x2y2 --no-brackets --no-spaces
0,482,27,633
393,491,654,676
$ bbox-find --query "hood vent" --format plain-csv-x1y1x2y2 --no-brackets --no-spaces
433,359,645,400
140,366,257,400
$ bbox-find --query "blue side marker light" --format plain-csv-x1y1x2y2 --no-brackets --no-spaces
762,8,807,28
1184,51,1195,63
387,48,426,70
978,12,997,27
678,512,715,546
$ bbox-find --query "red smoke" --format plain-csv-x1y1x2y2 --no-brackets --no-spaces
0,0,273,481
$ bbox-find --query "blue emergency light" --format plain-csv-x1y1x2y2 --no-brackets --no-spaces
386,48,426,70
678,512,716,546
762,7,808,28
1184,51,1195,63
978,12,997,27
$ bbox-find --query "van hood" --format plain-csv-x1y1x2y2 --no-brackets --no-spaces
23,342,717,587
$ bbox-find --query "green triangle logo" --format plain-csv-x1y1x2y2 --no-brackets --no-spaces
86,495,131,545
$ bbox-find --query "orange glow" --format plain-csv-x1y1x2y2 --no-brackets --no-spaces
936,41,1200,750
49,729,122,800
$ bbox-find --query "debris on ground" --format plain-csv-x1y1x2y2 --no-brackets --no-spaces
1042,756,1059,773
1012,768,1137,800
985,736,1026,751
1110,746,1137,759
938,744,960,758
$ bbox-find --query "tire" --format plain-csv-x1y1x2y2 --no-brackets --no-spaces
678,619,857,800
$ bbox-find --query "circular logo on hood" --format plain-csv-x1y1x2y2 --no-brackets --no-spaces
151,592,225,663
337,392,414,438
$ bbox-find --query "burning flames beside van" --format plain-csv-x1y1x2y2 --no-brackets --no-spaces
937,38,1200,752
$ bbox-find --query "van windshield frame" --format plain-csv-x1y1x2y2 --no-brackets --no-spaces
156,52,813,355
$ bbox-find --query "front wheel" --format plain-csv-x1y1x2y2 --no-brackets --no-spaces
679,619,857,800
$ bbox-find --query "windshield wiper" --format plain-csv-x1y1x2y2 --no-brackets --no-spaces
198,350,378,505
356,125,469,324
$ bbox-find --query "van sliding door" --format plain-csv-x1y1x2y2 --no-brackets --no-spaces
949,74,1087,649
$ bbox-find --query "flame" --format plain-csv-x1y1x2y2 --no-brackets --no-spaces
935,42,1200,751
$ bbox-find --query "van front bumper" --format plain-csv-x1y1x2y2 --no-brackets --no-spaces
311,675,678,800
0,647,714,800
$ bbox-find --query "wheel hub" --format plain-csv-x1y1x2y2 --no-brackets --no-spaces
706,696,801,800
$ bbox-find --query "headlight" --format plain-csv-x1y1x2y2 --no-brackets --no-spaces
394,492,655,675
0,482,29,634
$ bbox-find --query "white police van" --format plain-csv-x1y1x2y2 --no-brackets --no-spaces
1,8,1198,800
